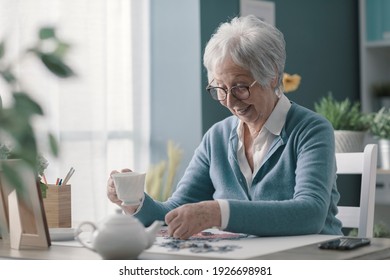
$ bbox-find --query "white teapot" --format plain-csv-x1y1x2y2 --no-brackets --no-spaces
75,209,163,259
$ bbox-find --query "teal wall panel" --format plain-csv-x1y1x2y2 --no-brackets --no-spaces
200,0,240,134
200,0,359,134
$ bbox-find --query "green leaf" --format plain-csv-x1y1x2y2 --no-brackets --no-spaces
0,108,31,140
9,133,38,168
40,53,74,78
48,133,59,156
0,144,11,160
1,163,25,194
369,107,390,139
314,93,368,131
0,40,4,59
54,42,70,57
40,181,48,198
0,68,17,84
13,91,44,116
39,27,56,40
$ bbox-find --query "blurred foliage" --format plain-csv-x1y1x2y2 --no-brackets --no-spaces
0,26,74,193
314,93,370,131
349,222,390,238
367,107,390,140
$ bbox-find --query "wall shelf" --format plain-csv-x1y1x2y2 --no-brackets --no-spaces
359,0,390,113
377,169,390,175
361,0,390,205
365,41,390,48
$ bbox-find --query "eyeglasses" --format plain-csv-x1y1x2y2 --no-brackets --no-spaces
206,80,257,101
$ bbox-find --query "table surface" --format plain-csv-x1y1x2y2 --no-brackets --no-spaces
1,235,390,260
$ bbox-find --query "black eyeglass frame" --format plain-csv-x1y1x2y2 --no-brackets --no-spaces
206,79,258,101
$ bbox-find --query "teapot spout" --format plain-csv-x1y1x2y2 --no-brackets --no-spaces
145,220,164,249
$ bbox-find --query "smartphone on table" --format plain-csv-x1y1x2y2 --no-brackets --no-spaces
318,237,371,250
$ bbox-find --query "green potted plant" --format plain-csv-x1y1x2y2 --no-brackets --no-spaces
314,93,370,153
0,26,74,192
349,222,390,238
0,143,49,197
368,107,390,169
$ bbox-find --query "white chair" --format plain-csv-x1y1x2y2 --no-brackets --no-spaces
335,144,378,238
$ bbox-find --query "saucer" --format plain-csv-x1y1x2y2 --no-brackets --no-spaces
49,228,76,241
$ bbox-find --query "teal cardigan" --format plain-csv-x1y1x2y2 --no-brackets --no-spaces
135,102,343,236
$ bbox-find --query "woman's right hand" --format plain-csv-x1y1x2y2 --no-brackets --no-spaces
107,168,139,214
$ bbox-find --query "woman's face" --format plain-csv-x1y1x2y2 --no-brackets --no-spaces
211,58,278,130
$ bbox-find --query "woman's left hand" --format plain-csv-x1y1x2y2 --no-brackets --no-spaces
165,201,221,240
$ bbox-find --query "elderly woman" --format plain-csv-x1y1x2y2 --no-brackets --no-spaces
107,15,343,239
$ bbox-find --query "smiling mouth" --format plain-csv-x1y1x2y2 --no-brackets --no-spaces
236,105,251,115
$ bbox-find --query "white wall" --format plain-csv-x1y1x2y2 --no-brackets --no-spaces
150,0,202,182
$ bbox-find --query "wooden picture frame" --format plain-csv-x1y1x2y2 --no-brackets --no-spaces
0,169,9,242
0,159,50,249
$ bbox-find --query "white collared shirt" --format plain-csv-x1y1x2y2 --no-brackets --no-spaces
217,94,291,229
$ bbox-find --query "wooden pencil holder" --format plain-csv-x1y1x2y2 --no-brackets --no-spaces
42,184,71,228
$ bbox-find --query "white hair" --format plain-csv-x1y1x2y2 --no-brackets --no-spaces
203,15,286,95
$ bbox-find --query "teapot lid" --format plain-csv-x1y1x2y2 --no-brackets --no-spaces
103,208,141,226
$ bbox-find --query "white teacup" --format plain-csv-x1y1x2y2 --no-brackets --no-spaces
111,172,146,206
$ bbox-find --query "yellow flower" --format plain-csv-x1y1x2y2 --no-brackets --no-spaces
283,73,301,93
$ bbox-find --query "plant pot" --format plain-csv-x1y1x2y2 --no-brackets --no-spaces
334,130,366,153
378,139,390,169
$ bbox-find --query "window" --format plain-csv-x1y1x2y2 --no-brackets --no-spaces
0,0,150,223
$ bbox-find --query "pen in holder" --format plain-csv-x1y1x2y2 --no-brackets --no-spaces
42,184,71,228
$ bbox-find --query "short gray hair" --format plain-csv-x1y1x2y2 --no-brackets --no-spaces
203,15,286,94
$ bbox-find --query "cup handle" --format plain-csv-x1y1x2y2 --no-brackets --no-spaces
75,221,97,251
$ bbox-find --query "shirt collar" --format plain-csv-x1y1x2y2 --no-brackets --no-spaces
236,94,291,137
265,94,291,135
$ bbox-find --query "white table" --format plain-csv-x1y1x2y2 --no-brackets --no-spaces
1,232,390,260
